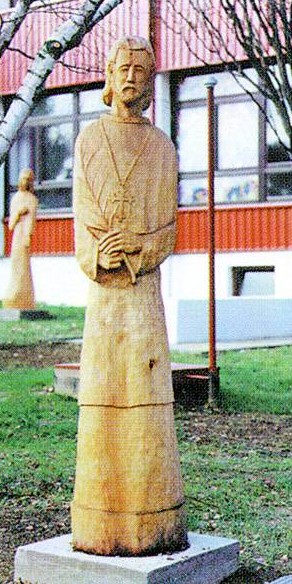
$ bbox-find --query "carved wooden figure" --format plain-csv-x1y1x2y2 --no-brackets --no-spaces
71,36,189,556
3,169,38,310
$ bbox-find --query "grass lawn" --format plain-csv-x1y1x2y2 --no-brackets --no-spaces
178,412,291,573
0,305,291,582
172,347,292,415
0,368,77,503
0,302,291,414
0,303,85,345
0,367,291,582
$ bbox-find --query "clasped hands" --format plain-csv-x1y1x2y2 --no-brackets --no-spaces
98,229,142,270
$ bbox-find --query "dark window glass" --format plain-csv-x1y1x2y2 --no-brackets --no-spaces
266,172,292,198
232,266,275,296
266,97,290,163
40,124,73,182
9,127,36,188
266,125,290,164
36,187,72,211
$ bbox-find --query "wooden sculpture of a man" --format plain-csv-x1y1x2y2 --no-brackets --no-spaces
3,169,38,310
71,36,189,556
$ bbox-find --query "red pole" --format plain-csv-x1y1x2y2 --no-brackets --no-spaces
205,77,218,401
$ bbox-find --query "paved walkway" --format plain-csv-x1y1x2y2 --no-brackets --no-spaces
171,337,292,353
67,336,292,353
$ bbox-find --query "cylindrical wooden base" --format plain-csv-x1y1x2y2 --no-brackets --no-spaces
71,404,188,556
71,503,188,556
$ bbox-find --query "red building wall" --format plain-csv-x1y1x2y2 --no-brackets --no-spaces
154,0,246,72
4,216,74,256
4,204,292,256
1,0,291,258
0,0,150,94
175,204,292,253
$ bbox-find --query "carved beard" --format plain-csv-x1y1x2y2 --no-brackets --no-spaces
110,75,151,111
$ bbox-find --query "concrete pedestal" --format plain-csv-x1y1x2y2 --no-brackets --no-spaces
14,532,239,584
0,309,53,321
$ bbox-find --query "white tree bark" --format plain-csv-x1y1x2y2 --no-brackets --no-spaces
0,0,123,164
0,0,35,57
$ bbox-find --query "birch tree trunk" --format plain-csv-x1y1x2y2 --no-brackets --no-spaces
0,0,35,57
0,0,123,165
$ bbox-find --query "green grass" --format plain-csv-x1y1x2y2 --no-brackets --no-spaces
0,304,85,345
0,367,77,502
0,311,291,577
0,366,291,577
171,346,292,414
179,438,291,569
0,301,291,414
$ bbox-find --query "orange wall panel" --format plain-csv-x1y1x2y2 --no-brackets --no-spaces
4,204,292,257
175,204,292,253
4,216,75,256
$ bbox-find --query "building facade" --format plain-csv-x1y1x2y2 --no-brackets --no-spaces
0,0,292,343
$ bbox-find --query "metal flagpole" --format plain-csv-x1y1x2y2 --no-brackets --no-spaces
205,77,219,403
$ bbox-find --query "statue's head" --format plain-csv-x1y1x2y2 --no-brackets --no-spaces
103,36,156,111
18,168,35,192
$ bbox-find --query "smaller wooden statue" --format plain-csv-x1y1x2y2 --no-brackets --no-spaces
3,169,38,310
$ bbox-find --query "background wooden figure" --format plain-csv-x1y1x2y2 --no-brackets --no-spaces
3,169,38,310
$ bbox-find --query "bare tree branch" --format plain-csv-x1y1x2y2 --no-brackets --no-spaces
0,0,123,164
163,0,292,154
0,0,35,57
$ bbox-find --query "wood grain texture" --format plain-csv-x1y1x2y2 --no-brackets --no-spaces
71,38,188,556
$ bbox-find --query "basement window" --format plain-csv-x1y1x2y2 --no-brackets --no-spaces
232,266,275,296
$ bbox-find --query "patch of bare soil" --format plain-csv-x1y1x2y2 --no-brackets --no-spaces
0,341,82,370
0,497,286,584
0,500,71,584
177,408,291,457
0,343,290,583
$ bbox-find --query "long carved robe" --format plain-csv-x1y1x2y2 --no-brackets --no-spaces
71,114,188,556
3,190,37,310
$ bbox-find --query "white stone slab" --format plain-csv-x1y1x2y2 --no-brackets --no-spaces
0,309,22,321
14,532,239,584
0,309,53,321
54,364,80,398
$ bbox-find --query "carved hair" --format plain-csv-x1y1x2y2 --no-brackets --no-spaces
102,36,156,110
18,168,35,193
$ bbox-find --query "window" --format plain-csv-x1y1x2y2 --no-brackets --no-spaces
218,101,258,169
232,266,275,296
265,100,292,199
6,89,109,212
174,69,292,206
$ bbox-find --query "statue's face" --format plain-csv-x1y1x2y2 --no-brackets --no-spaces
111,48,151,107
